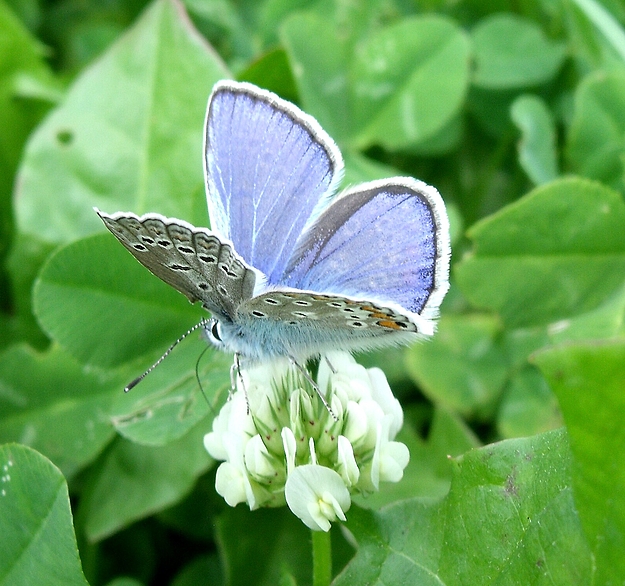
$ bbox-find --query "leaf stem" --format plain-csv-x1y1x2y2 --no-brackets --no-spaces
312,528,332,586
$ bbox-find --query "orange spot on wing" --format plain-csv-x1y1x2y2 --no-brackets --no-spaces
369,311,389,319
377,319,404,330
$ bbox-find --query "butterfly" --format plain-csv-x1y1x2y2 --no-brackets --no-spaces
97,80,450,367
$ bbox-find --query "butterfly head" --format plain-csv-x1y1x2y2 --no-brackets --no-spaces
203,316,256,358
204,317,225,350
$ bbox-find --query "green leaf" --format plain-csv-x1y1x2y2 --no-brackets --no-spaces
256,0,313,47
109,337,231,446
3,0,41,30
280,0,401,144
280,12,351,143
0,344,118,478
0,1,58,170
0,444,88,586
566,70,625,192
354,408,480,509
405,314,508,418
0,1,58,279
546,281,625,343
534,339,625,585
456,177,625,327
281,13,470,150
341,150,403,186
237,47,298,102
105,578,143,586
350,16,470,150
184,0,255,69
471,14,566,89
570,0,625,63
563,0,625,73
33,233,202,368
496,366,562,438
479,325,563,438
511,94,559,185
336,429,592,585
407,112,463,156
16,0,229,245
3,234,53,349
467,86,518,137
171,554,223,586
82,418,212,541
157,473,221,541
216,507,313,586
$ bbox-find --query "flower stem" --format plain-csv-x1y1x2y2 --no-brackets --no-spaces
312,528,332,586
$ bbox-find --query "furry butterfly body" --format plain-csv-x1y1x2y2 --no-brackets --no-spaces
97,81,450,362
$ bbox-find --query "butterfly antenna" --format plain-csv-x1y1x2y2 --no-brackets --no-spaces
195,344,214,411
124,319,209,392
289,356,338,421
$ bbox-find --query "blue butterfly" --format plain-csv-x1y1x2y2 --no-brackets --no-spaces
97,81,450,365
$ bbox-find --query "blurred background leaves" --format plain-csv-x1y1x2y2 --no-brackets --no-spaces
1,0,624,584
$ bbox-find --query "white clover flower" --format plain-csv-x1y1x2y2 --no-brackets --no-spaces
357,416,410,492
214,461,248,507
203,352,409,531
342,400,369,447
284,465,350,532
212,432,254,508
244,434,285,485
367,366,404,438
281,427,297,475
336,435,359,487
204,391,253,460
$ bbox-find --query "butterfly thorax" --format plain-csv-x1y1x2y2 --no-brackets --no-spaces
205,313,303,360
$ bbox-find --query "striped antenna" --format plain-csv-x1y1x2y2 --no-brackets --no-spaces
124,319,208,392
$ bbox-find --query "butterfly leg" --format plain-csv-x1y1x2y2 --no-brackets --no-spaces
288,355,338,421
324,355,337,375
231,353,251,414
229,360,238,394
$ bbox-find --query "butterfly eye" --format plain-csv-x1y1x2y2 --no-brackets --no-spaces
211,320,222,342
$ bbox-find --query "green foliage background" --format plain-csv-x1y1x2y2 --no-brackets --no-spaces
1,0,625,584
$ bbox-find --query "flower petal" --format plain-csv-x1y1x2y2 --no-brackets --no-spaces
319,352,371,402
215,462,248,507
343,400,368,447
203,391,251,460
285,465,351,531
379,440,410,483
244,434,284,483
368,367,403,438
282,427,297,475
337,436,360,487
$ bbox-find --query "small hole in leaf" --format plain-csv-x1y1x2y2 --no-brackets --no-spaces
57,130,73,145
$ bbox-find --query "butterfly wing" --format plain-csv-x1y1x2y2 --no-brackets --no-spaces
235,291,419,359
279,178,451,336
204,81,343,284
96,210,257,320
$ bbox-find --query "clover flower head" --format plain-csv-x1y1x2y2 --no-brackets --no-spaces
204,352,409,530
